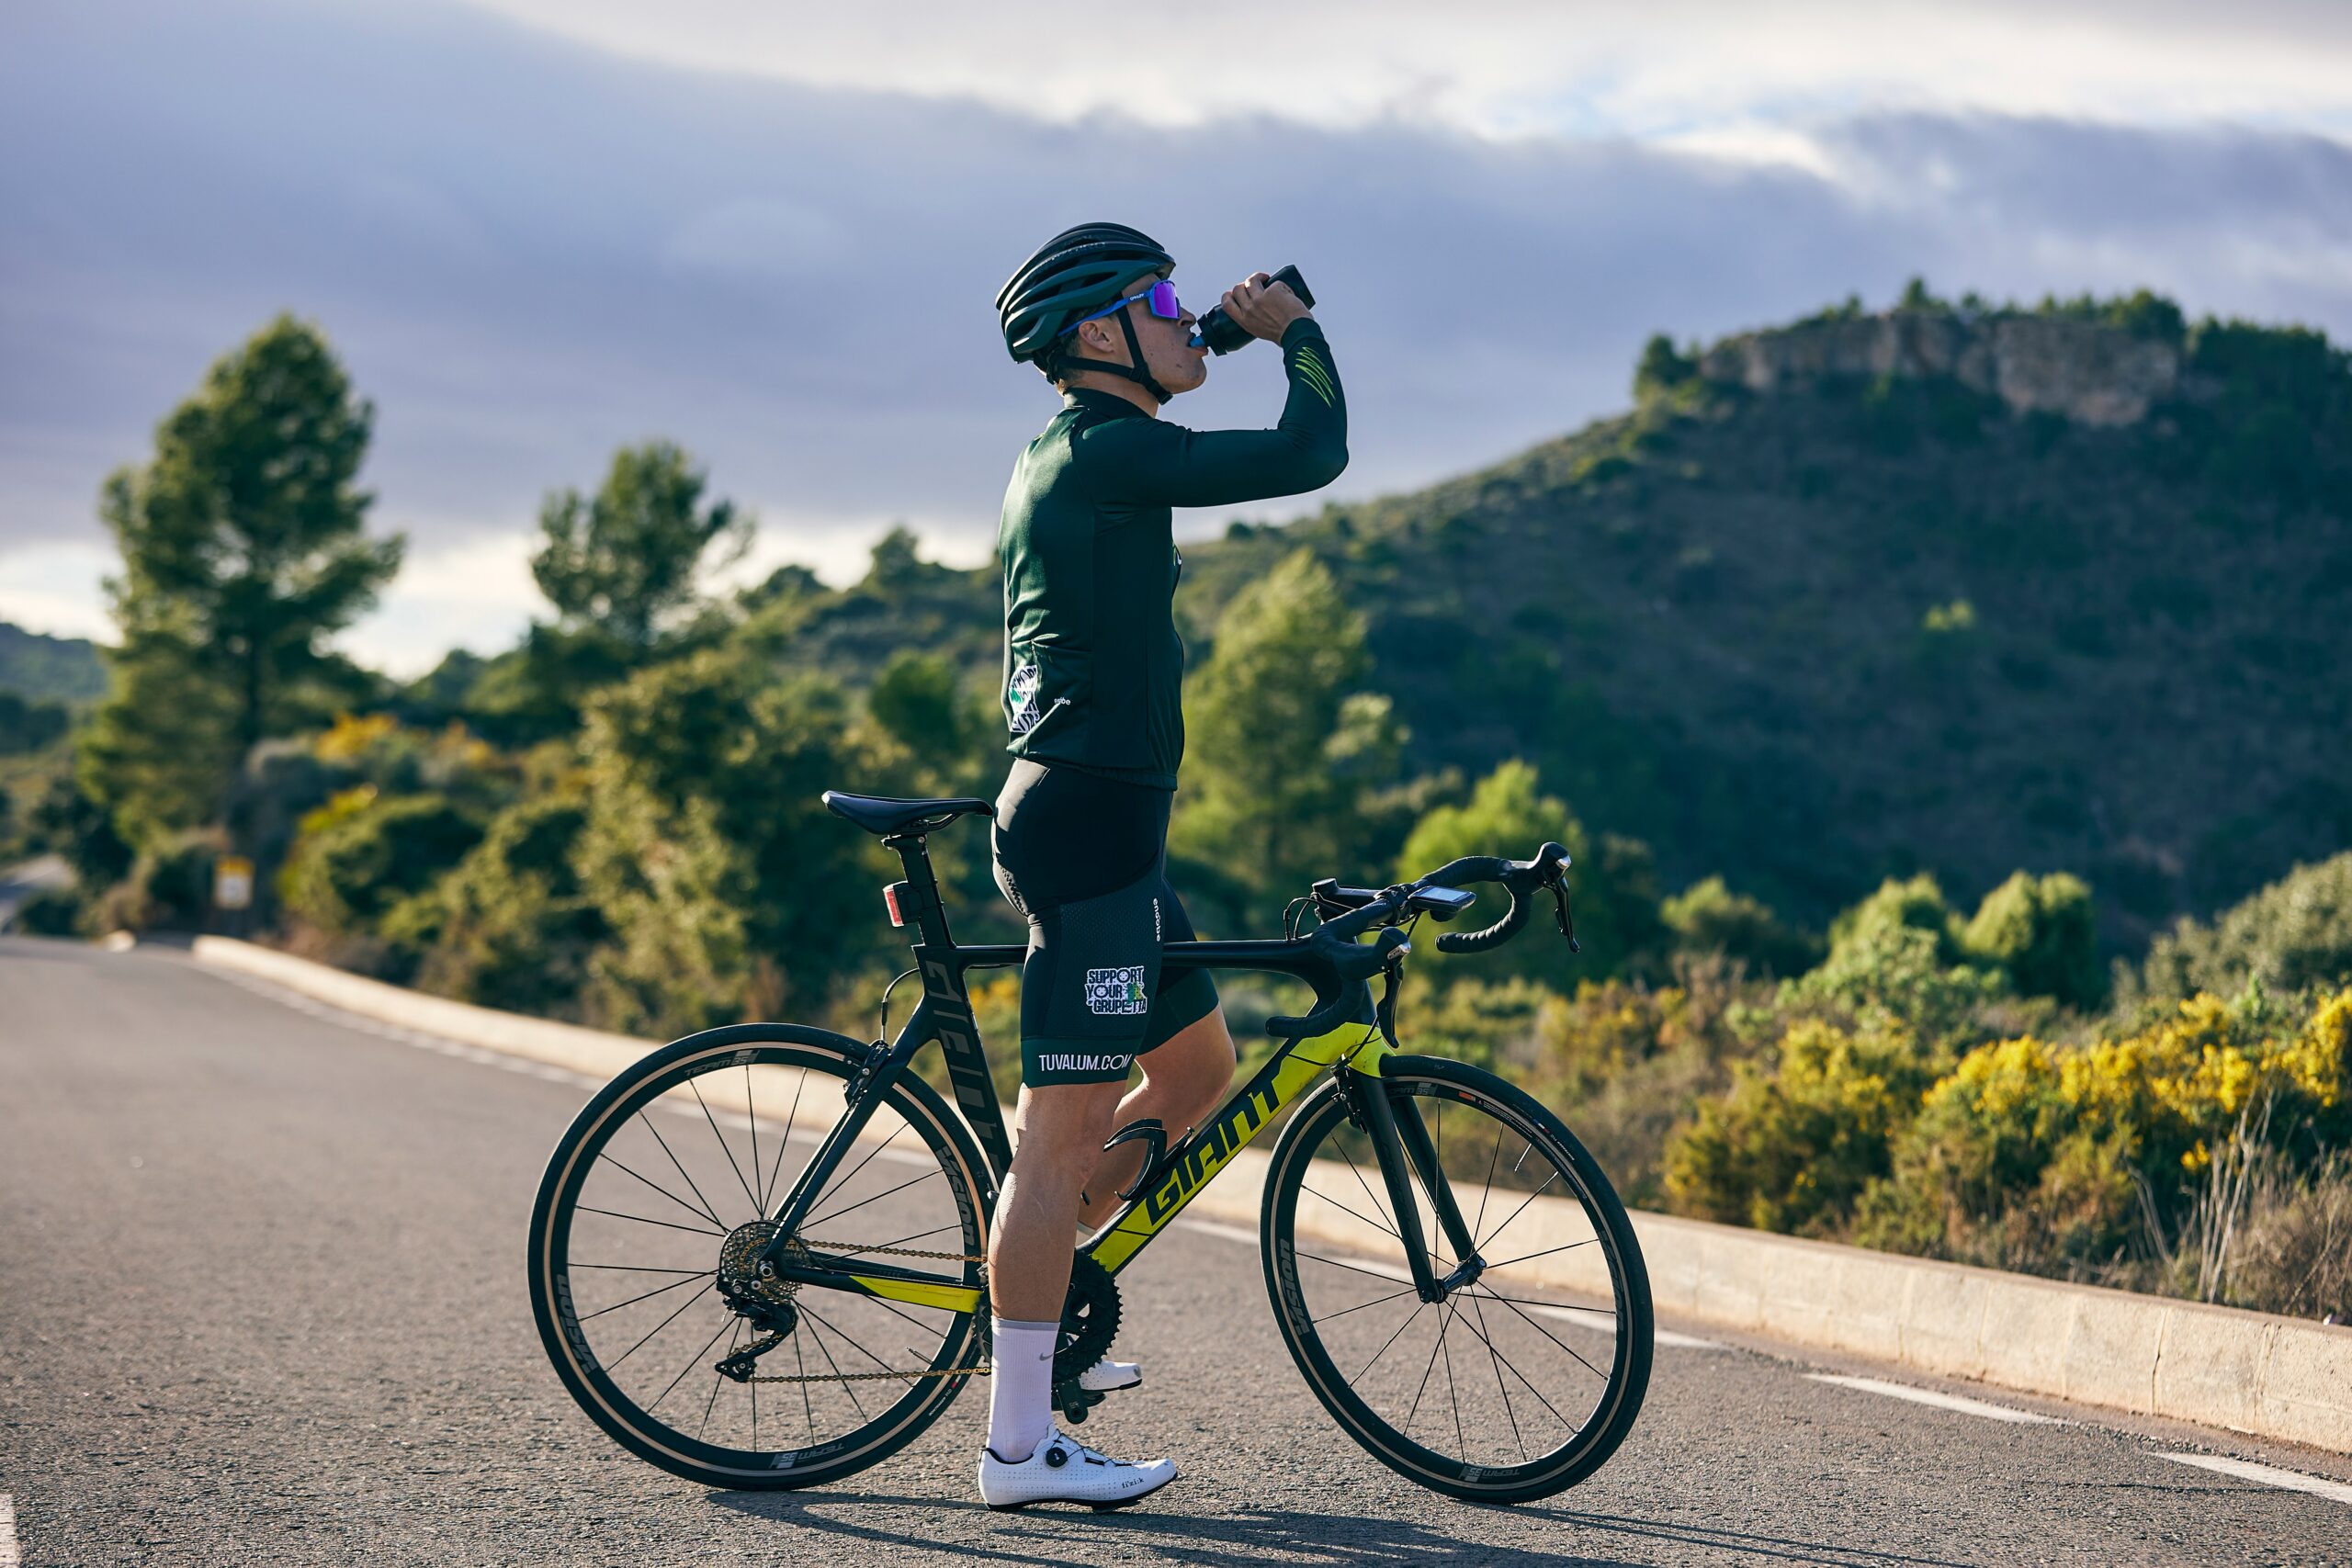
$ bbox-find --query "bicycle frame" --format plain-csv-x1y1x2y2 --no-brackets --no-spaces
752,827,1483,1316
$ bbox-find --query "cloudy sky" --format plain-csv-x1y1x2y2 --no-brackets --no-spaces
4,0,2350,674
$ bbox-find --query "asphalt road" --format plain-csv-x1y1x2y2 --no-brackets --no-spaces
3,934,2348,1567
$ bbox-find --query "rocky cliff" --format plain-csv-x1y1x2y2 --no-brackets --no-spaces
1699,310,2184,426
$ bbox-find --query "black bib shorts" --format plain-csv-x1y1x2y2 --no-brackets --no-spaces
989,759,1219,1089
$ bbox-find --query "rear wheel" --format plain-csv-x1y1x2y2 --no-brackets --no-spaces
527,1023,991,1490
1261,1056,1652,1502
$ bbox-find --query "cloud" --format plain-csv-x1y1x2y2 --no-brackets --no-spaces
452,0,2352,136
3,0,2348,673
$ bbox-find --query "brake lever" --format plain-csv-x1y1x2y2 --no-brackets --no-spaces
1374,960,1404,1050
1551,877,1579,953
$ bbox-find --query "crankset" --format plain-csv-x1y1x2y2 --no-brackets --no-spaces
1051,1252,1121,1425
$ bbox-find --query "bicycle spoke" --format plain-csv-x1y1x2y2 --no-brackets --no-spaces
797,1309,874,1421
575,1203,722,1239
811,1122,911,1213
1308,1283,1419,1324
1452,1298,1583,1432
1476,1167,1563,1253
1351,1300,1426,1385
570,1262,713,1276
579,1269,717,1324
1338,1142,1400,1238
1470,1124,1503,1241
1480,1237,1599,1272
690,1077,761,1217
701,1320,741,1441
1468,1292,1529,1462
1296,1181,1402,1242
1472,1288,1610,1383
794,1330,816,1443
803,1166,941,1231
599,1150,721,1231
799,1301,918,1382
608,1278,716,1371
1442,1301,1467,1459
1295,1247,1414,1287
639,1112,728,1227
650,1311,739,1415
763,1070,808,1219
1403,1306,1450,1437
746,1065,764,1212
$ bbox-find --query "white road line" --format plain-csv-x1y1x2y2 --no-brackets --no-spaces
2,1492,19,1568
1805,1373,2061,1425
1174,1219,1718,1347
2158,1452,2352,1506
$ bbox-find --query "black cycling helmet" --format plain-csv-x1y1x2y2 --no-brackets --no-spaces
996,221,1178,401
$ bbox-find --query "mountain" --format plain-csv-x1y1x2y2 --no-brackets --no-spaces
1174,293,2351,945
0,622,107,706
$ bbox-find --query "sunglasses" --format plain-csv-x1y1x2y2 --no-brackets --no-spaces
1060,279,1182,336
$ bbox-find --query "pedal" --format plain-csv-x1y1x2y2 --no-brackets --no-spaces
1054,1380,1107,1426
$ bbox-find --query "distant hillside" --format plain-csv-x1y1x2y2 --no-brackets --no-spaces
0,622,107,706
461,292,2350,952
1177,293,2352,945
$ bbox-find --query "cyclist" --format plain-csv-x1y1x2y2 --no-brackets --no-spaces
979,221,1348,1508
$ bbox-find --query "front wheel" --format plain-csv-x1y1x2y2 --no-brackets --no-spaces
526,1023,992,1490
1261,1056,1653,1503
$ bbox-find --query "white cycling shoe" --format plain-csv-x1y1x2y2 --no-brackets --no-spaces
1079,1356,1141,1393
977,1425,1178,1511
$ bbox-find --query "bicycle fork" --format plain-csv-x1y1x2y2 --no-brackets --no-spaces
1342,1062,1486,1303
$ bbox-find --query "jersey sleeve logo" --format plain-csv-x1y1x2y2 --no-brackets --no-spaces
1290,345,1336,408
1085,965,1150,1015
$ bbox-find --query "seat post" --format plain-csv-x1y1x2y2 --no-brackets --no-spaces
882,832,957,952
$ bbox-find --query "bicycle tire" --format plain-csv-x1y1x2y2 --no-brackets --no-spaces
1261,1055,1653,1503
527,1022,991,1490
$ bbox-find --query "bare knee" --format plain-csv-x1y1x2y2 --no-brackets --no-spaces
1011,1083,1123,1185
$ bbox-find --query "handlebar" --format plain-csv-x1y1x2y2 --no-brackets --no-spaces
1263,840,1575,1039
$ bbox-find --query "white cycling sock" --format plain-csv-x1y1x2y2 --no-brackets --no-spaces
986,1316,1058,1463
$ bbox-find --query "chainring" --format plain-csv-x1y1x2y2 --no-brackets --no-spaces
1051,1251,1121,1382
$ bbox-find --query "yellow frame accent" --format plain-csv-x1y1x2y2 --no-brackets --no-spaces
823,1024,1391,1316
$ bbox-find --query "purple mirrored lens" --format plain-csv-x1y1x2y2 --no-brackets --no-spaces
1146,280,1182,319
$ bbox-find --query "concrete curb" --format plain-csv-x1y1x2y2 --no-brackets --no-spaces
187,934,2352,1454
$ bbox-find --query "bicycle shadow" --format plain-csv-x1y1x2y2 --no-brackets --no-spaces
709,1491,1979,1567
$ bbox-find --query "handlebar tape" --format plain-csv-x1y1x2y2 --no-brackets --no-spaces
1431,840,1572,954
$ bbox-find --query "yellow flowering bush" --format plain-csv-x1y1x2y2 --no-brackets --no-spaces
1664,1020,1933,1235
1862,987,2352,1274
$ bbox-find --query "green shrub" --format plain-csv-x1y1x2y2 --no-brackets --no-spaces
1962,871,2103,1009
1664,1020,1933,1235
1785,875,2008,1047
89,830,224,933
411,795,608,1018
2131,852,2352,1005
10,886,86,936
1662,876,1816,977
277,788,483,940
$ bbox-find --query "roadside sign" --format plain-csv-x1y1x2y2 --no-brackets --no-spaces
214,855,254,911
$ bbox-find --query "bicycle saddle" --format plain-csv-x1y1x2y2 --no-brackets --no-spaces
820,790,995,837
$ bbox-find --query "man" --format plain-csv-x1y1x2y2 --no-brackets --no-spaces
978,222,1348,1509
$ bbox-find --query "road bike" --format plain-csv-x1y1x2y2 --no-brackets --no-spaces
527,790,1653,1503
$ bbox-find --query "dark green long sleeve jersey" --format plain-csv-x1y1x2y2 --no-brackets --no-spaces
997,318,1348,789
